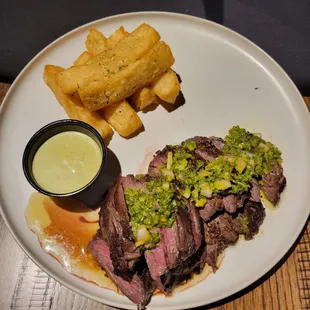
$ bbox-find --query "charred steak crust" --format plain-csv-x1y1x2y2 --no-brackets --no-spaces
145,202,201,293
199,196,223,222
262,166,287,205
238,200,266,240
199,193,249,223
88,237,156,310
203,200,266,271
183,136,224,162
175,206,196,261
159,243,207,294
187,201,203,251
99,176,141,278
250,179,261,202
148,150,168,177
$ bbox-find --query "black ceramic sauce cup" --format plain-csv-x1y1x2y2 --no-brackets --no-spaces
22,119,107,209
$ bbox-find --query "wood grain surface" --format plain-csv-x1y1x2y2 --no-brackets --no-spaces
0,81,309,310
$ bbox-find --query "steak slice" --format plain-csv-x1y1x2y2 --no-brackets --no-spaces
187,201,203,251
88,238,155,310
250,179,261,202
99,176,141,278
122,174,146,191
183,136,224,162
148,150,167,177
222,194,248,213
262,166,286,205
144,232,169,292
159,244,207,294
204,213,240,270
199,193,248,222
145,204,200,293
161,226,178,269
199,196,223,222
175,205,196,260
209,136,225,151
203,200,265,271
235,200,266,240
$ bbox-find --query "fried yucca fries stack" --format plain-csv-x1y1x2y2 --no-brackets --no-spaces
43,23,181,140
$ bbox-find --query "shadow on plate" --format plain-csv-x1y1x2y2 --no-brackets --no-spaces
51,148,121,212
193,216,310,309
103,131,114,148
160,91,186,112
141,102,160,113
124,124,145,139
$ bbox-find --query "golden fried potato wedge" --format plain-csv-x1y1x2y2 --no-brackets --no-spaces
130,87,158,110
107,26,129,47
78,41,175,110
85,28,108,56
57,24,160,94
151,69,180,103
73,51,92,66
43,65,113,140
100,100,143,137
107,26,157,111
86,24,160,66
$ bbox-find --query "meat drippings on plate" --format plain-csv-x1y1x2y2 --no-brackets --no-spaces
25,193,116,290
25,193,214,294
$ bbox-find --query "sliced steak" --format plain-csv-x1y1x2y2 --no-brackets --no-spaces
187,201,203,251
145,223,180,291
222,194,248,213
175,206,196,260
202,243,219,271
144,236,168,291
88,238,155,310
145,204,199,292
209,136,225,151
159,244,207,294
250,179,261,202
183,136,224,162
204,214,239,271
148,150,167,177
199,196,223,222
199,194,248,222
122,174,146,191
99,176,141,277
235,200,266,240
203,200,265,271
161,225,178,269
262,166,286,205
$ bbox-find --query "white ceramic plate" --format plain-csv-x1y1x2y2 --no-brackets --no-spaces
0,12,310,310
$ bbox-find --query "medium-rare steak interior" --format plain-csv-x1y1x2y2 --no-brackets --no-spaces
89,126,286,309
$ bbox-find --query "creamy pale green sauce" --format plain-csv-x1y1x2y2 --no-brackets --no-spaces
32,131,102,194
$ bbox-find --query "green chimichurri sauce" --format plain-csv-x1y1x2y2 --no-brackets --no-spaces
124,126,282,248
241,215,249,233
124,178,176,249
223,126,282,175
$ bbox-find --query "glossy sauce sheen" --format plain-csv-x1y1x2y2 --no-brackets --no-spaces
25,193,116,291
32,131,102,194
25,193,215,297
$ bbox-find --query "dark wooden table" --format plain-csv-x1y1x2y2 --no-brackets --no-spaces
0,82,309,310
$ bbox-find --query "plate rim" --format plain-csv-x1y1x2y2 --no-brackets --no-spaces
0,11,309,310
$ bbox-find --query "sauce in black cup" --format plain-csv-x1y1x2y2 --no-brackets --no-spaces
22,119,107,209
